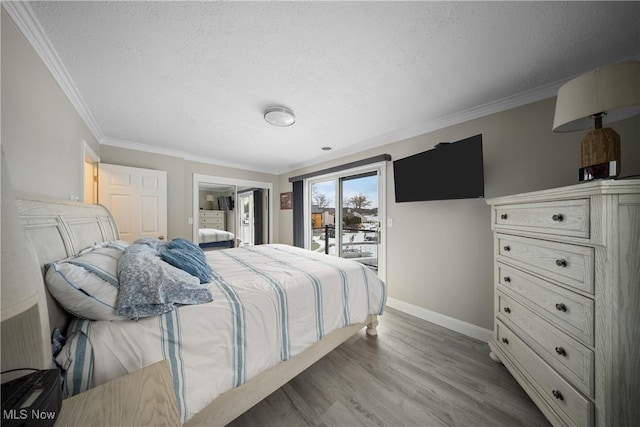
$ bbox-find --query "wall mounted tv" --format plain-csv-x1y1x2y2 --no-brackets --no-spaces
217,196,234,210
393,134,484,203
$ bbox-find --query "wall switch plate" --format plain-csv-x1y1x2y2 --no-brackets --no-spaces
187,217,193,225
387,218,393,227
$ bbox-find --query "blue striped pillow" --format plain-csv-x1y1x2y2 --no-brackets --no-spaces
56,319,94,398
160,239,212,283
45,247,127,320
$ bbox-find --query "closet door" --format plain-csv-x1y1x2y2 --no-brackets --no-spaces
98,163,167,242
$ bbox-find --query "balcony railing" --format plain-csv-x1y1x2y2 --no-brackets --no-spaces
311,225,378,270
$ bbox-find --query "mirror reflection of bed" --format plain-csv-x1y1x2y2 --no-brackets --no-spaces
195,176,271,251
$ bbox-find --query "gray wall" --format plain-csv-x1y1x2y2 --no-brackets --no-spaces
279,98,640,329
1,10,100,199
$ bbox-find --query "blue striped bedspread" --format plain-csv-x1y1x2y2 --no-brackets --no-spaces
60,244,386,423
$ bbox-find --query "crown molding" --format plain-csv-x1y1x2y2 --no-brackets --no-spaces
101,138,279,176
281,79,564,174
2,1,104,141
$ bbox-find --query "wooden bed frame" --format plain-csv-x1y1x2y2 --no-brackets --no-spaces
12,194,379,426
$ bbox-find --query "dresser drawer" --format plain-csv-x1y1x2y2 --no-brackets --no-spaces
200,218,224,228
494,199,589,238
200,210,224,218
496,320,593,427
498,263,594,345
497,292,594,397
200,217,224,224
497,234,594,294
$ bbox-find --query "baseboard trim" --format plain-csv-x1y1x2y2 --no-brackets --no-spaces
385,297,493,343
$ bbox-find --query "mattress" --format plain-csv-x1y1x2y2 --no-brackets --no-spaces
62,244,386,422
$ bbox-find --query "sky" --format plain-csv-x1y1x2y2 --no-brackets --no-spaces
312,175,378,209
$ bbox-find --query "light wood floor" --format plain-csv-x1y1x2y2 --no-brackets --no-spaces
229,307,550,427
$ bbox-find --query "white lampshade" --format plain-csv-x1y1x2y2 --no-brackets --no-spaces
206,195,214,202
553,61,640,132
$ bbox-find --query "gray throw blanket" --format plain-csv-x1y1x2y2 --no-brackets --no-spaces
117,243,213,319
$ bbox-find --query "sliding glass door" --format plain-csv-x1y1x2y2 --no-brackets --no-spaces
340,172,379,270
306,164,386,280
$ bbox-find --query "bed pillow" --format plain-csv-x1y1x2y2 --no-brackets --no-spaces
55,319,94,398
93,240,130,252
45,247,127,321
160,238,212,283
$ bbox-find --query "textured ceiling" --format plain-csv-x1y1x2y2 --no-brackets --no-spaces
25,1,640,174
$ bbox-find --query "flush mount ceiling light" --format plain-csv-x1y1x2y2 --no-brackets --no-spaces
264,106,296,127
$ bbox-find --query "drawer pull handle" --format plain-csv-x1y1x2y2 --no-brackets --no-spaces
552,390,564,401
555,347,566,356
555,303,567,312
503,245,511,252
552,214,564,222
501,338,509,344
503,276,511,283
555,259,567,267
503,307,511,314
500,214,508,220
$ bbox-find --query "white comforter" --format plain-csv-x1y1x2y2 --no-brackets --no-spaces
64,244,386,422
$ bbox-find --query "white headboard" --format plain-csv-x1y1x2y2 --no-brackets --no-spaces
15,194,119,332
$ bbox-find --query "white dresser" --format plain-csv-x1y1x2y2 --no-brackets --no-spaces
199,209,225,229
486,180,640,427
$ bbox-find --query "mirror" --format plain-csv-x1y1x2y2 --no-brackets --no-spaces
193,174,273,250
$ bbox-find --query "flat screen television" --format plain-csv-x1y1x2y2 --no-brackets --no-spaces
393,134,484,203
217,196,234,210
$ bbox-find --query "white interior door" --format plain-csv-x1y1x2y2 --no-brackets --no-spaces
98,163,167,242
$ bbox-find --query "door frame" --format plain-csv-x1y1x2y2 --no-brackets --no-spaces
192,174,273,245
303,161,387,283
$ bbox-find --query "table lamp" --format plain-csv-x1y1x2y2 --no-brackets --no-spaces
206,195,214,210
552,60,640,180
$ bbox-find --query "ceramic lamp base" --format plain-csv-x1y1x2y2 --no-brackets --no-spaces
580,127,621,177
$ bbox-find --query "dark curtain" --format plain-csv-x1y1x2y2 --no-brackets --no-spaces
253,189,264,245
292,180,304,248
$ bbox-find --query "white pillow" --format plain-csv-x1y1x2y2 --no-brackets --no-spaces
45,247,127,321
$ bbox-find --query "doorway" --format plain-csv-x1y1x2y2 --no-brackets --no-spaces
81,140,99,204
237,190,253,246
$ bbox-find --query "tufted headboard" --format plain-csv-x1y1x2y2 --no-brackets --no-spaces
15,194,120,333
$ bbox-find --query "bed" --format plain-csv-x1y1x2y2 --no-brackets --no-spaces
13,194,385,426
198,227,235,249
